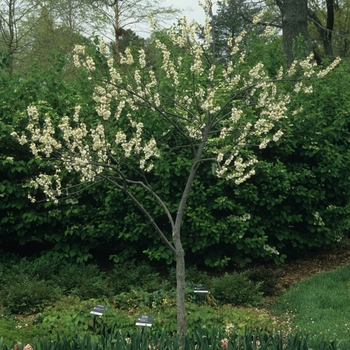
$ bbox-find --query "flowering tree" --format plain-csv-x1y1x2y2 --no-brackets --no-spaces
12,0,340,339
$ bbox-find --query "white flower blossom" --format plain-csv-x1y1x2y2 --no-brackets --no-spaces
99,39,107,54
12,12,337,205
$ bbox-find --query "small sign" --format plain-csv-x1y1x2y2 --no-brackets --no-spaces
194,286,209,294
135,315,154,327
90,304,107,316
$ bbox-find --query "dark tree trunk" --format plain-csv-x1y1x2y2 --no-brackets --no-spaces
276,0,311,66
308,0,335,60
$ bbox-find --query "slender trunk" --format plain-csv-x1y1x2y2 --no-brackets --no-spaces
174,236,186,342
7,0,16,75
172,127,210,343
114,1,120,64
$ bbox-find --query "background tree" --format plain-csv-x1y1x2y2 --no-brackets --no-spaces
331,0,350,58
90,0,179,62
0,0,39,73
271,0,348,63
275,0,312,65
16,7,73,75
206,0,262,58
308,0,336,61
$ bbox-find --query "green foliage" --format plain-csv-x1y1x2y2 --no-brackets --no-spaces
33,296,94,337
110,260,170,294
0,256,110,314
210,272,263,306
114,289,175,310
244,266,279,297
5,255,350,348
0,278,60,315
0,313,47,345
0,256,282,342
0,58,89,256
52,263,110,299
262,62,350,254
0,255,62,281
2,27,350,271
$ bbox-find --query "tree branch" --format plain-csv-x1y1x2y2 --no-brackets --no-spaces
99,173,176,254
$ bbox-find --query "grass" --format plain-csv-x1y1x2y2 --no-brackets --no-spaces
270,264,350,348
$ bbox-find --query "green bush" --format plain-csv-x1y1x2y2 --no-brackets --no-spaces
0,257,117,316
0,256,64,285
33,296,94,337
2,54,350,269
52,263,110,299
114,289,175,310
168,265,211,289
110,260,169,294
25,255,64,280
1,278,60,314
244,266,279,296
210,272,262,306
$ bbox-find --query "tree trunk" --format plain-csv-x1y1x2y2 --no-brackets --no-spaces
174,235,186,342
308,0,334,60
171,129,210,344
114,0,120,64
276,0,311,65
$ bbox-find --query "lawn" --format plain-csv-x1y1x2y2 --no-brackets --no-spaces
270,264,350,348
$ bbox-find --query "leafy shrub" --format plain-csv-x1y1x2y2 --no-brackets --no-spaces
52,263,110,299
114,289,175,310
33,296,94,337
0,256,63,285
244,266,279,296
25,255,64,280
110,260,168,294
1,278,60,314
210,272,262,306
168,265,210,289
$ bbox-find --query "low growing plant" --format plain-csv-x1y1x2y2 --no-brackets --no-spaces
211,272,263,306
1,278,60,314
110,260,170,294
52,263,110,299
244,266,279,296
114,289,175,310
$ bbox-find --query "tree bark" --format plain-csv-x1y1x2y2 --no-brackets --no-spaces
171,127,210,343
308,0,335,59
114,0,120,64
174,234,186,341
276,0,311,65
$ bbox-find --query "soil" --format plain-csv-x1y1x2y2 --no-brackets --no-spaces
241,238,350,327
261,238,350,303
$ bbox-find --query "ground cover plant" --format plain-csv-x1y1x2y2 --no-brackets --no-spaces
0,255,276,345
0,247,350,349
271,264,350,348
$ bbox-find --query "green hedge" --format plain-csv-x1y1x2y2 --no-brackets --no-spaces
2,40,350,267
